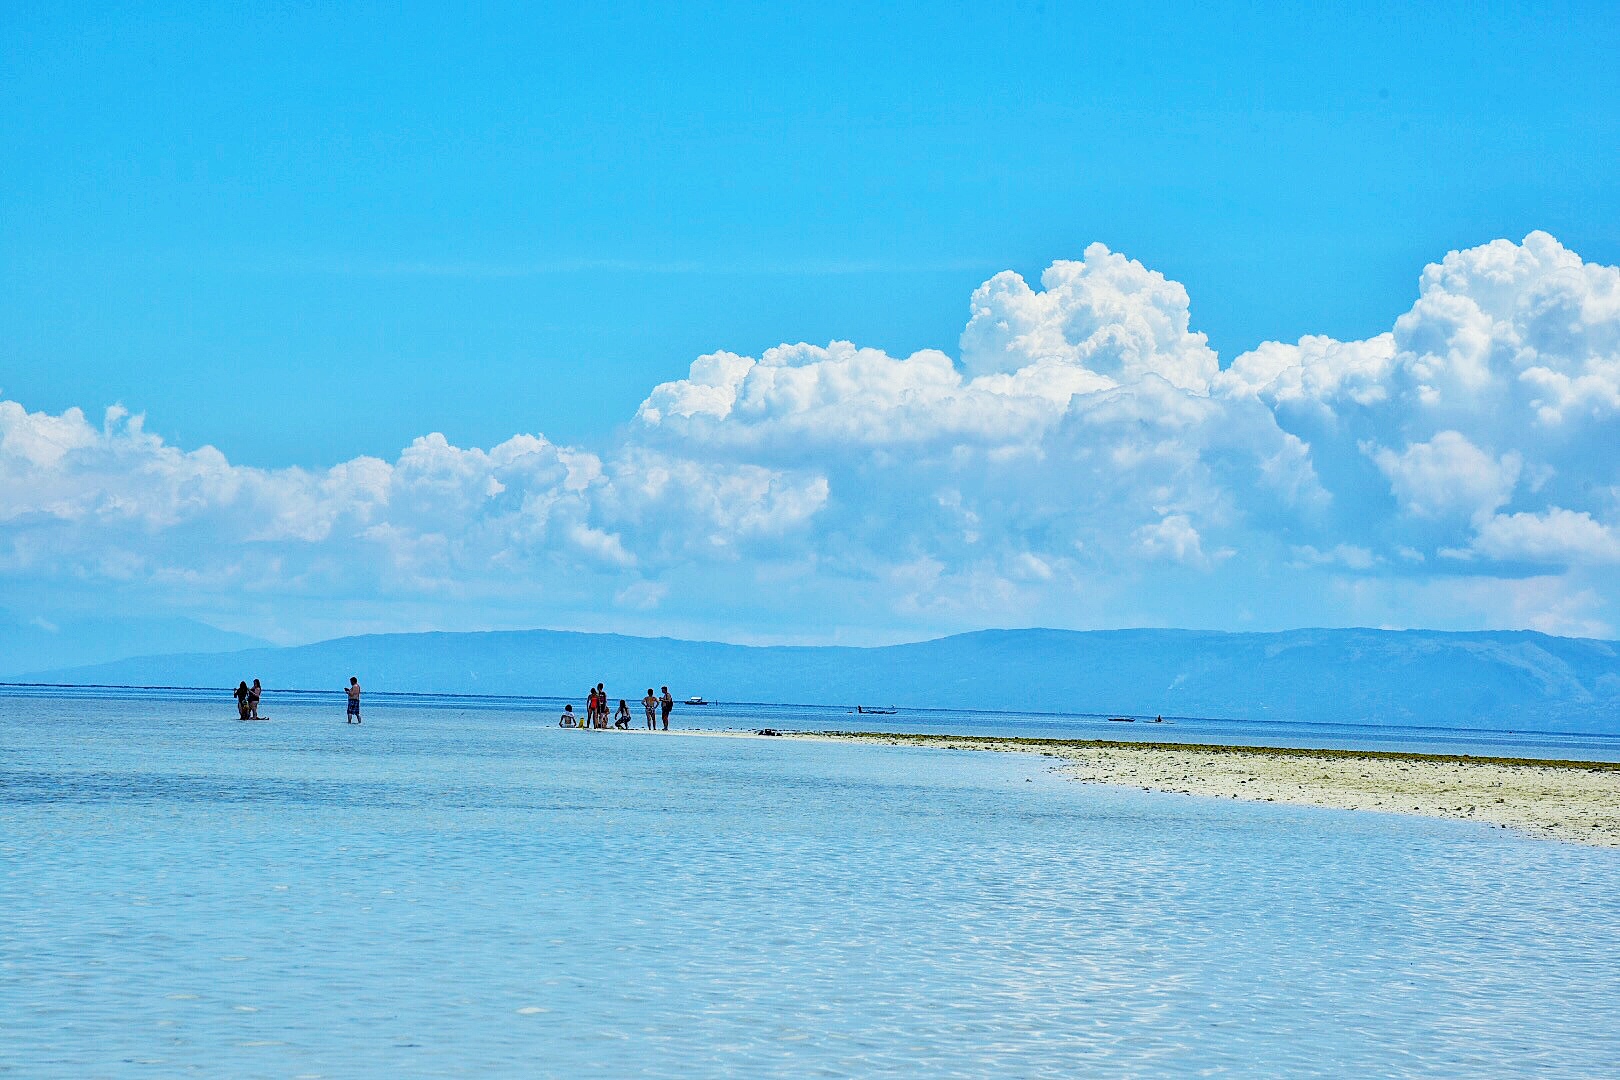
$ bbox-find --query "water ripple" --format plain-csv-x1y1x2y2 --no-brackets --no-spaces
2,696,1617,1077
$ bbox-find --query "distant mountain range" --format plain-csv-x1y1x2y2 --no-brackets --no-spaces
19,626,1620,733
0,610,271,679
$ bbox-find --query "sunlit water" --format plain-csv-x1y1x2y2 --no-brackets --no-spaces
3,691,1618,1077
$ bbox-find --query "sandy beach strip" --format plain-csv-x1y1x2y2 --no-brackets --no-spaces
785,731,1620,847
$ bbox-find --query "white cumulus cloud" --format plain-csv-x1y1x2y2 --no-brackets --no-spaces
4,232,1620,641
1369,431,1521,523
1458,509,1620,566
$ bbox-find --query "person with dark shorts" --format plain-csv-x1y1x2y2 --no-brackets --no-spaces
614,699,631,729
248,679,262,720
660,686,673,730
346,677,362,724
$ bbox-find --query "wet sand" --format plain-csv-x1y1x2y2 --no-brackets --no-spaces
787,731,1620,847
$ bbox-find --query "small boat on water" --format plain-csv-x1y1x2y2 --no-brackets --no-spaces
855,706,897,715
1107,716,1134,722
684,696,708,706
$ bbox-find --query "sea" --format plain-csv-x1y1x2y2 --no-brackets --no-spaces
3,685,1618,1077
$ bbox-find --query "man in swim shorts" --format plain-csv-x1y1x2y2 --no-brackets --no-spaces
346,677,362,724
642,689,658,730
660,686,673,730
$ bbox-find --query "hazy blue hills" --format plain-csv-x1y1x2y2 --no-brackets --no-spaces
22,626,1620,733
0,610,271,679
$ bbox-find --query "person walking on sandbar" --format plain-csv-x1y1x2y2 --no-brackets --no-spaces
642,689,658,730
660,686,673,730
346,676,362,724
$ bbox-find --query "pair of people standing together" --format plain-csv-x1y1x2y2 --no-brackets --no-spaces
233,679,262,720
642,687,673,730
581,683,620,728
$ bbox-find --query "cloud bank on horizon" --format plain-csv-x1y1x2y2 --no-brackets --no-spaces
4,232,1619,643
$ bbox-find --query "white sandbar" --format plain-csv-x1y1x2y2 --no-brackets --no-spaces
785,731,1620,847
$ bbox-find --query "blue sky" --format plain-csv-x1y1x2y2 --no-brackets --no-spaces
3,3,1619,645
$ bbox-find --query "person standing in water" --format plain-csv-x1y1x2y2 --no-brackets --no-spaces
234,681,251,721
346,677,362,724
642,689,658,730
660,686,673,730
248,679,262,720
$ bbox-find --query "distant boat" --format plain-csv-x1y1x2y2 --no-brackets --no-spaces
684,696,708,706
855,706,897,715
1107,716,1134,722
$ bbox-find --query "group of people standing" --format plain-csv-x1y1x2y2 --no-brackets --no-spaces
232,677,362,723
563,684,674,730
232,676,674,730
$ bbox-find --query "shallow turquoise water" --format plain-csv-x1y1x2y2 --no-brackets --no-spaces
11,683,1618,759
3,695,1618,1077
